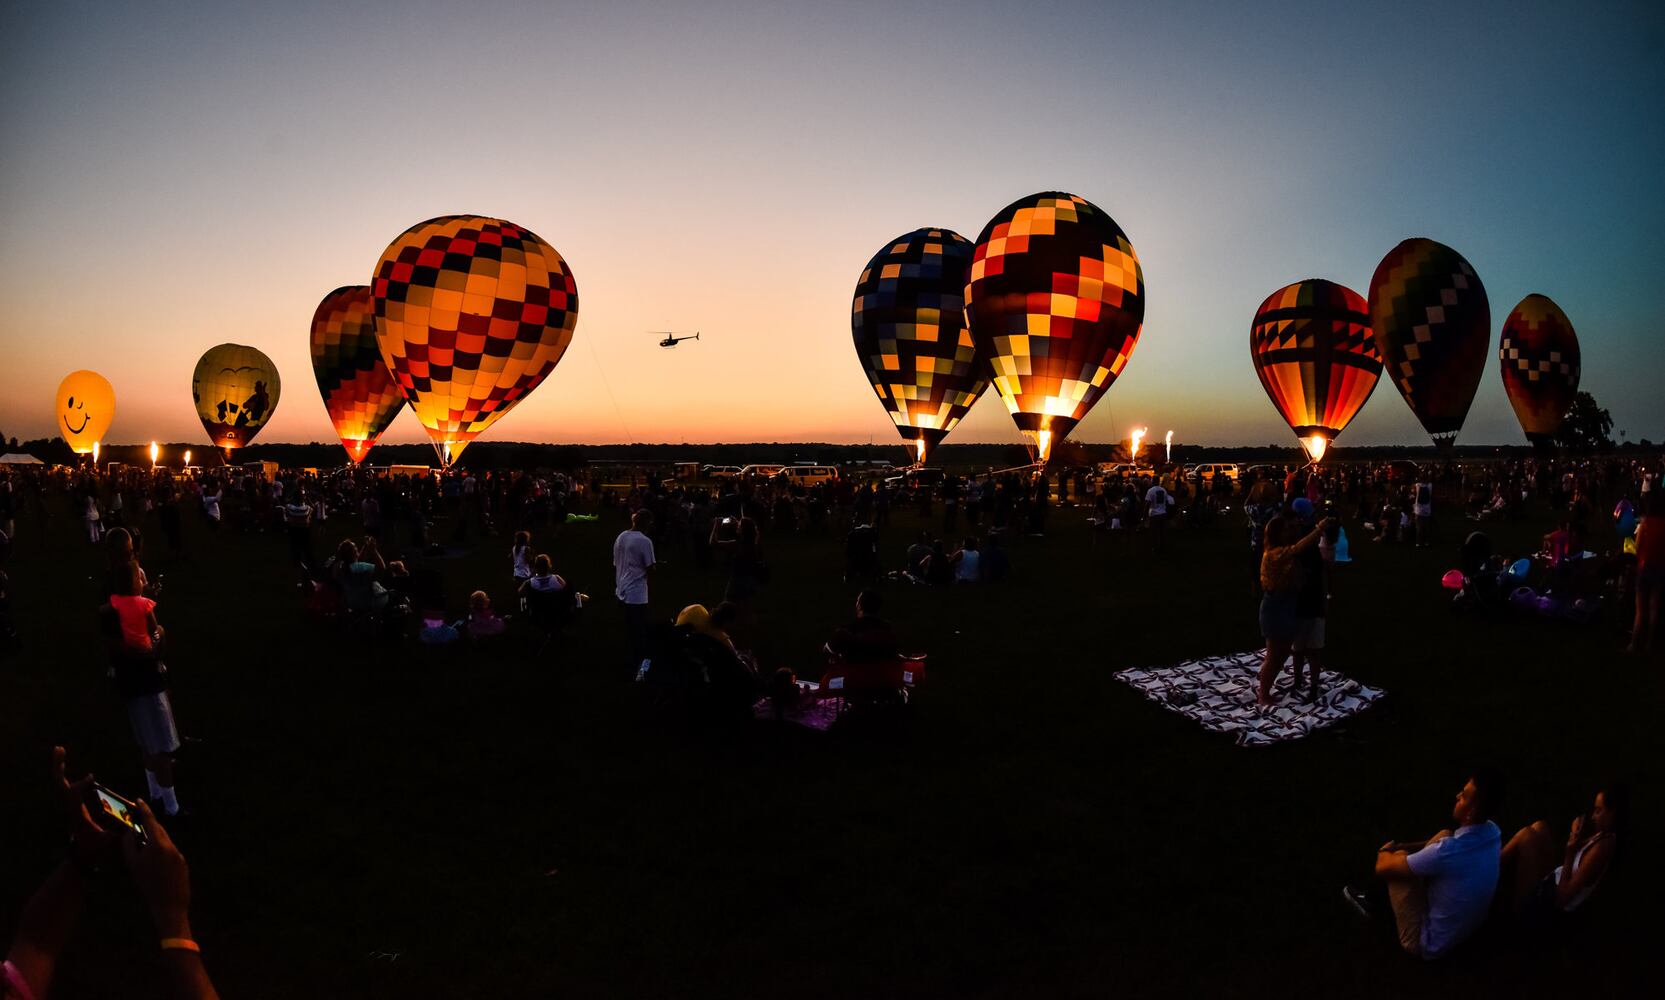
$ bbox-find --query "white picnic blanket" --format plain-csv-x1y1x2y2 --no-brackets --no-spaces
1114,651,1385,747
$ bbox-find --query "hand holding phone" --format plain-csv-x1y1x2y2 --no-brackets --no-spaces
93,784,148,846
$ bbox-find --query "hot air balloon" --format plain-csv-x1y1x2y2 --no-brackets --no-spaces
311,285,405,464
1366,239,1490,448
192,344,281,457
371,216,578,466
54,370,116,455
851,228,988,465
965,192,1144,464
1499,294,1580,447
1250,279,1382,462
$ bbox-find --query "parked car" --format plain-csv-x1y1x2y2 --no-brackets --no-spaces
776,465,841,487
884,467,944,492
1188,463,1240,484
739,464,785,481
703,465,743,480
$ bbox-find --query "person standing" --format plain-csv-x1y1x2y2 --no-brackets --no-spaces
1628,492,1664,654
1413,478,1434,547
613,510,656,674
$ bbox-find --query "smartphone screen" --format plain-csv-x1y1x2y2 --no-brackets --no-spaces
94,785,147,842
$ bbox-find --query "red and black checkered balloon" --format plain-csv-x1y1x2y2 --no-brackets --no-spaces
1499,293,1580,443
965,192,1144,462
1250,279,1381,449
1367,238,1490,448
311,285,405,465
371,216,578,465
851,228,987,464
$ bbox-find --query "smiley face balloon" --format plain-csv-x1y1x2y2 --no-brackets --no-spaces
54,370,116,454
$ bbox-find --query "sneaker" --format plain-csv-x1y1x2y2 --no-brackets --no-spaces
1341,884,1374,919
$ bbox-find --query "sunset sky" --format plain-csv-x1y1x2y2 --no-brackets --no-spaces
2,1,1661,451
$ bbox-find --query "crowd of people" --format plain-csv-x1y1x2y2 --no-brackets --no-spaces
0,449,1657,993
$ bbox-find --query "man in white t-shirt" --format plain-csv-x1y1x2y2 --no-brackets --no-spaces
1345,769,1504,959
1413,481,1434,547
612,510,656,672
1144,483,1171,551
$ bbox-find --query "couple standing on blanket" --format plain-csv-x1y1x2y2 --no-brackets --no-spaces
1257,497,1335,708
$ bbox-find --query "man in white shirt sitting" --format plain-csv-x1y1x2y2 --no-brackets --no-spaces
1345,768,1505,959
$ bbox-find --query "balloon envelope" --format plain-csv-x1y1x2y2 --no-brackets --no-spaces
311,285,405,464
1499,293,1579,444
965,192,1145,463
851,228,987,464
1367,238,1490,447
192,344,281,453
54,370,115,454
1250,279,1381,456
371,215,578,465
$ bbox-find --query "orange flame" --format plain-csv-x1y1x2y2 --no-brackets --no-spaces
1302,434,1329,463
1129,427,1146,463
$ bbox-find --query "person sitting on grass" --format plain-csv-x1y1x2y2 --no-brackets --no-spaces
950,536,981,583
1500,782,1626,924
903,531,932,582
417,606,461,646
464,590,508,640
1343,768,1505,960
333,537,387,614
827,589,900,664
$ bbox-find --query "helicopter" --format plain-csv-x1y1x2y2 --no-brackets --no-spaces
652,331,700,348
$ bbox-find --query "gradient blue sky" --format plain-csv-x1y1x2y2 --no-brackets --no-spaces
2,0,1661,450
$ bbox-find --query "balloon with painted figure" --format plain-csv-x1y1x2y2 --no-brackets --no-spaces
192,344,281,457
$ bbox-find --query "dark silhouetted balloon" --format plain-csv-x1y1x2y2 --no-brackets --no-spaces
1499,293,1580,445
851,228,987,465
192,344,281,455
1366,238,1490,448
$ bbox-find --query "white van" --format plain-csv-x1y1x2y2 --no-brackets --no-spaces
1189,463,1240,484
776,465,840,487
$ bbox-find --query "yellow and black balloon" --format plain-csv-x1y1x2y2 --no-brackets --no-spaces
54,370,116,454
1250,279,1382,462
192,344,281,456
965,192,1144,464
1367,238,1490,448
311,285,405,464
1499,294,1579,446
851,228,987,465
371,216,578,466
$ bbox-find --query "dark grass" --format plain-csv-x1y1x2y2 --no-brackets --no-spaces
2,489,1659,997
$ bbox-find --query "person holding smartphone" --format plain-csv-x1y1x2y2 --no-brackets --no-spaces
3,748,220,1000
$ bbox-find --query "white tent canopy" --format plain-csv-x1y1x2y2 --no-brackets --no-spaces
0,453,44,464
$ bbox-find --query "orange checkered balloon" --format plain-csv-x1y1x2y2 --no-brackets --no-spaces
965,193,1145,464
310,285,405,464
371,216,578,465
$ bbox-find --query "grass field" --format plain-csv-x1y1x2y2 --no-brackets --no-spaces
1,483,1657,998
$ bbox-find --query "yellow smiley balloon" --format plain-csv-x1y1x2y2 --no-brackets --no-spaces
54,370,116,454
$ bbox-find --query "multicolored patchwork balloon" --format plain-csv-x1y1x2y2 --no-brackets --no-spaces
191,344,281,455
1367,238,1490,448
1499,293,1580,445
54,370,116,455
965,192,1144,464
1250,279,1381,462
851,228,987,465
311,285,405,464
371,216,578,465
